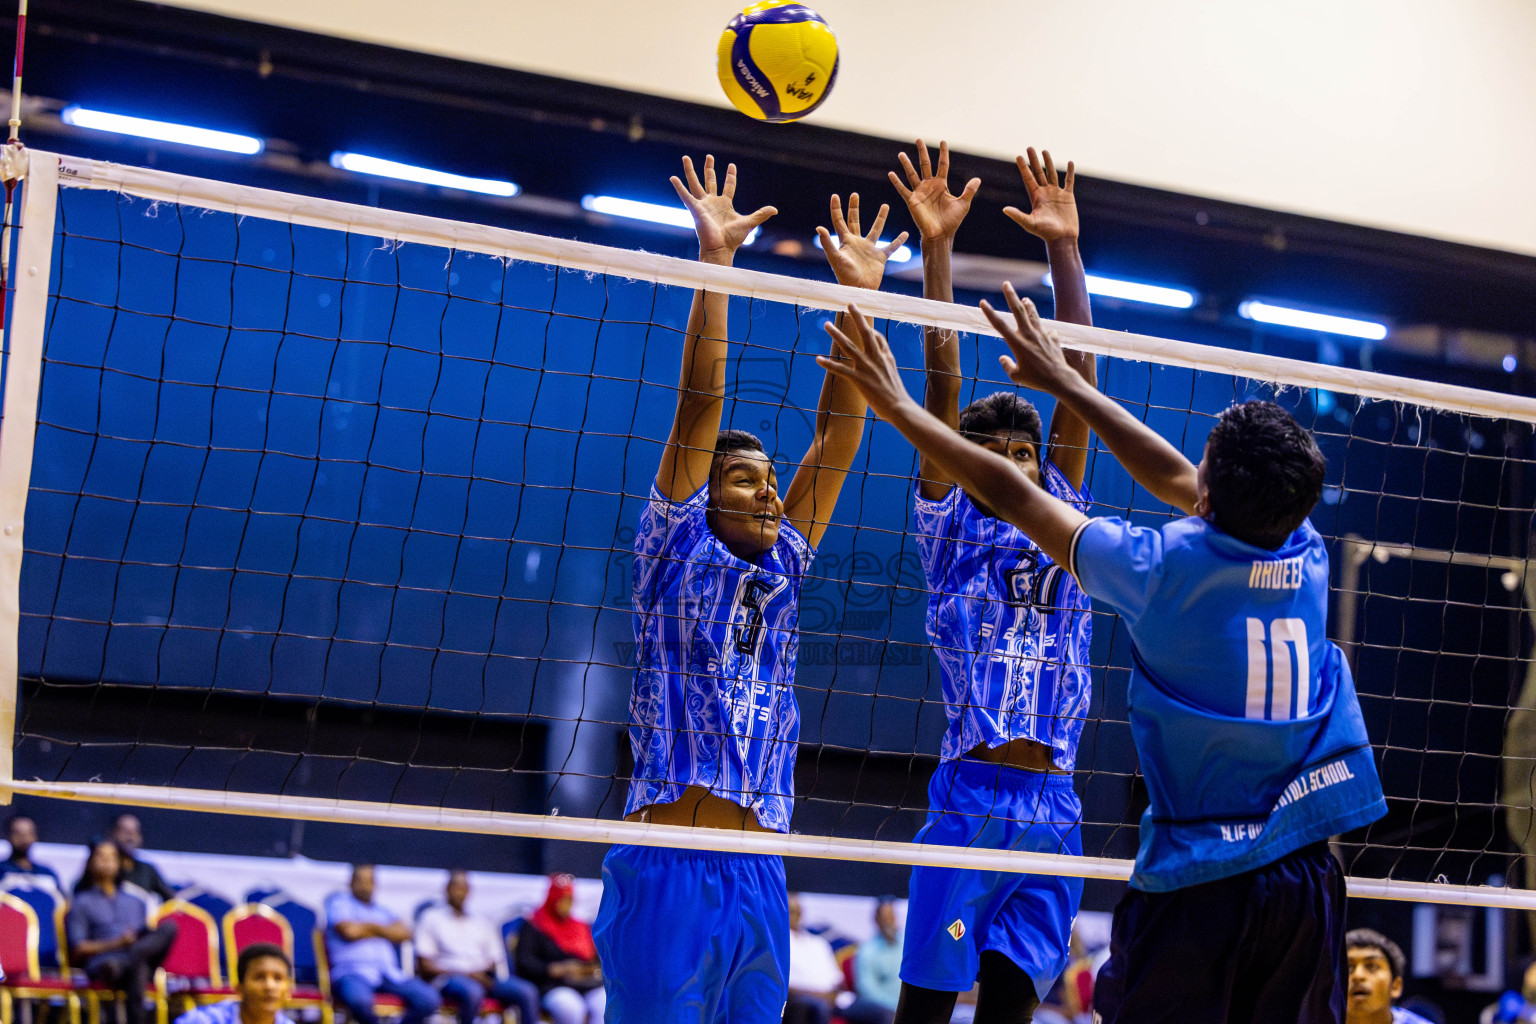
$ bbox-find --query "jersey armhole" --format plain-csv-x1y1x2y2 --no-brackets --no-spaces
1067,518,1093,582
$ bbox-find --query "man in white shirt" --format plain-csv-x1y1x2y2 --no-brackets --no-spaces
415,871,540,1024
786,893,845,1024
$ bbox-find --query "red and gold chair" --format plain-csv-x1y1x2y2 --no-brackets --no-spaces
0,891,84,1024
152,900,232,1024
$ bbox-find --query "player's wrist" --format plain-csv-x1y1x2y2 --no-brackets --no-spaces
698,245,736,266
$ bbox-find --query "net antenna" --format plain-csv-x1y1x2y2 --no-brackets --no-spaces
0,0,28,329
6,150,1536,912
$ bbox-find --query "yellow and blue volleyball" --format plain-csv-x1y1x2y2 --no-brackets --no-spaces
717,2,839,123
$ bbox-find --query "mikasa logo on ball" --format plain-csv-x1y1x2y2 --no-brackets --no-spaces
734,59,770,98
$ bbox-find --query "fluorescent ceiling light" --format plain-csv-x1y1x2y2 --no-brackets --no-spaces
60,106,263,155
1238,300,1387,341
812,233,912,264
581,194,760,244
1043,271,1195,309
331,152,518,197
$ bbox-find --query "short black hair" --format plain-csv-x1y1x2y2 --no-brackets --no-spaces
1204,401,1325,549
1346,928,1405,982
236,942,291,982
714,429,767,461
958,392,1042,447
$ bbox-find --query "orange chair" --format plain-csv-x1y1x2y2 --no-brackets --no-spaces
152,901,232,1024
0,891,84,1024
221,905,330,1024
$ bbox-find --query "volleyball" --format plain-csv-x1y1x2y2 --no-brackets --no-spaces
717,2,839,123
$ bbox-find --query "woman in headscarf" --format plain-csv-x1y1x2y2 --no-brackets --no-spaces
515,874,605,1024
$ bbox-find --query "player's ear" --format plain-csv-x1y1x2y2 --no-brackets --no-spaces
1390,975,1403,1000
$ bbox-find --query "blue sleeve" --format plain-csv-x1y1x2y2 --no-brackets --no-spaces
1042,460,1091,512
1069,517,1162,623
632,484,708,601
913,484,960,591
323,894,348,931
65,902,86,949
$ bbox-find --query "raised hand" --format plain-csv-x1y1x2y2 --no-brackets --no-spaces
981,282,1075,393
1004,147,1078,244
817,193,908,291
816,304,913,422
889,139,981,243
670,154,777,263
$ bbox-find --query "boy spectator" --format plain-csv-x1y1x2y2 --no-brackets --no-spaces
786,893,843,1024
324,864,440,1024
1345,929,1432,1024
1,815,62,890
67,838,177,1024
415,870,539,1024
173,943,295,1024
108,814,177,902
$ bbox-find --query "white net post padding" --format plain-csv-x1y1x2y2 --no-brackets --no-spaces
0,151,59,791
7,150,1536,910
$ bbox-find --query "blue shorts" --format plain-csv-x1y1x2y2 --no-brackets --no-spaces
900,758,1083,999
593,844,788,1024
1093,842,1347,1024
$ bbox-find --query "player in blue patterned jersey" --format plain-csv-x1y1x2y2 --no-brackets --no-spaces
886,142,1097,1024
592,154,907,1024
816,290,1385,1024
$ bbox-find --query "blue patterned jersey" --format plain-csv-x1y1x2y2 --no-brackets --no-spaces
1071,515,1385,891
625,484,812,833
914,463,1093,768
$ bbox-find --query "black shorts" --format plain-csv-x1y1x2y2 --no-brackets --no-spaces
1092,842,1347,1024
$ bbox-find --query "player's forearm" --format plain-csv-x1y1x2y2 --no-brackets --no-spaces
1044,238,1091,329
920,236,962,426
1041,238,1096,489
1050,372,1198,513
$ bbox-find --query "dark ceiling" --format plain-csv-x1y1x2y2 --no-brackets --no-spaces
10,0,1536,378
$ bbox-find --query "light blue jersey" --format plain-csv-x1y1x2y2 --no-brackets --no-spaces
1070,515,1386,891
625,484,812,833
915,463,1093,767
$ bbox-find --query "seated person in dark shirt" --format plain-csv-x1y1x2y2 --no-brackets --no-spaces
1,814,62,891
67,838,177,1024
515,875,604,1024
108,814,177,903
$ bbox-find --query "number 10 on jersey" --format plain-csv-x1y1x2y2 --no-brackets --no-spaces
1246,618,1310,721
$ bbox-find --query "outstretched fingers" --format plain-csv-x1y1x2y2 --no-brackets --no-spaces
881,230,910,256
935,140,950,182
682,155,705,198
865,202,890,243
670,175,702,212
829,194,850,240
888,168,912,200
846,193,863,237
1064,160,1076,192
745,205,779,229
958,177,981,204
896,151,921,192
703,154,717,195
1042,150,1058,188
916,138,933,180
722,162,738,200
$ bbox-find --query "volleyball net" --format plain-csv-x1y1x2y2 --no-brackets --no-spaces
4,150,1536,908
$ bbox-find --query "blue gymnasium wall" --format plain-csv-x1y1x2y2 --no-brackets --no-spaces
20,185,1532,879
